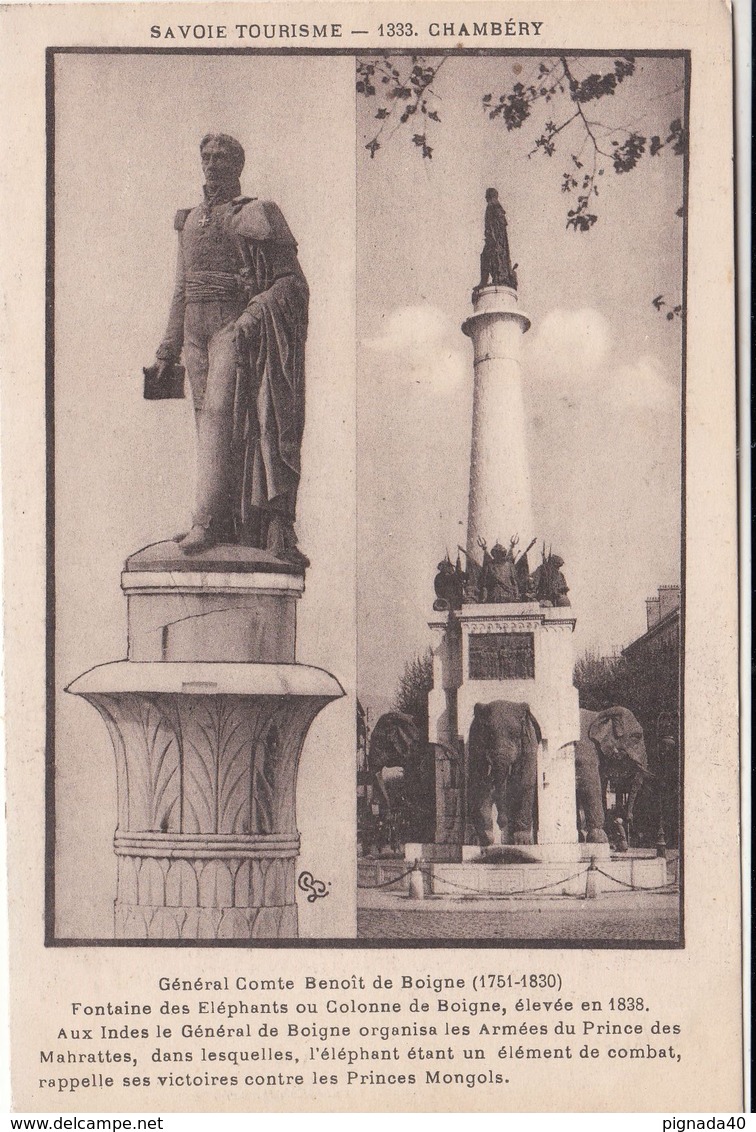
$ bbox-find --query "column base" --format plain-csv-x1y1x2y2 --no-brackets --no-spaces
115,903,297,940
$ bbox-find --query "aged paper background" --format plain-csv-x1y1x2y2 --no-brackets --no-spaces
1,0,743,1113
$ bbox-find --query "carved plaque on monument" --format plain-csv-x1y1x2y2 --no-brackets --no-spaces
468,632,535,680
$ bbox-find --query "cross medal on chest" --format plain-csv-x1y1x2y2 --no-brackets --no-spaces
199,210,212,228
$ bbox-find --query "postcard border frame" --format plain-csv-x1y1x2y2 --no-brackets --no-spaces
45,44,691,950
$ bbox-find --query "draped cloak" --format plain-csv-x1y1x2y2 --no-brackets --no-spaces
161,196,309,541
482,199,517,290
226,200,309,529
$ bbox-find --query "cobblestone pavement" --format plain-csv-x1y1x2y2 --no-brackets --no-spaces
357,893,680,942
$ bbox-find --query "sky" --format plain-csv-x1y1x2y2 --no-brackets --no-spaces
356,53,686,720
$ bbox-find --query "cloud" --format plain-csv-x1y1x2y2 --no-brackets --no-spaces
363,304,467,394
606,354,678,412
526,307,612,382
525,309,677,415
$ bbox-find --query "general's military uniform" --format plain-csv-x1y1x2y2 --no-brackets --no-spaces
479,189,518,291
157,187,308,553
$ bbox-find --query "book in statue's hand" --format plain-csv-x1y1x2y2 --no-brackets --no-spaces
142,360,185,400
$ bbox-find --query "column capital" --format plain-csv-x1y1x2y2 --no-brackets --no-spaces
463,285,531,337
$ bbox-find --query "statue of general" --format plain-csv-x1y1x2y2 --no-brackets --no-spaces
478,187,518,291
152,133,309,564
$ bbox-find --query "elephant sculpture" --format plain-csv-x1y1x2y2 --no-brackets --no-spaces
366,711,437,849
467,700,542,847
575,706,651,850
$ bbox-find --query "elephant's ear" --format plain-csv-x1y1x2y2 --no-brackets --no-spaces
520,703,541,734
368,712,409,769
591,708,649,772
395,717,421,747
587,711,614,749
615,708,649,770
611,706,643,741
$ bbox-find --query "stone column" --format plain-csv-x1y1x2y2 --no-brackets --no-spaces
427,615,464,846
462,285,532,554
67,542,343,940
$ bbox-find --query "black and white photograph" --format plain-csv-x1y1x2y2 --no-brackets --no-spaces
0,0,745,1115
355,52,686,944
49,50,689,948
48,51,356,943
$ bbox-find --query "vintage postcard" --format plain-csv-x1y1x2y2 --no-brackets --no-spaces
0,0,745,1114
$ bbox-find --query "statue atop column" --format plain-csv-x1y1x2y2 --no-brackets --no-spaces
477,187,518,291
147,133,309,565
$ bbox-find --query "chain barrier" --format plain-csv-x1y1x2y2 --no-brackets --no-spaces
430,866,591,897
357,865,416,890
358,859,679,896
358,862,591,896
593,866,679,893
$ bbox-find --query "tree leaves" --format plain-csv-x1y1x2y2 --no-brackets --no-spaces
533,121,558,156
666,118,686,155
480,55,686,245
356,53,686,318
568,56,636,104
483,82,535,129
611,131,647,173
651,294,682,320
566,205,598,233
394,650,434,733
355,61,377,98
357,55,444,160
358,53,686,197
609,124,686,174
412,133,433,158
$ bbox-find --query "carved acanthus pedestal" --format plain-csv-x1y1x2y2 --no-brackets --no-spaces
67,543,343,940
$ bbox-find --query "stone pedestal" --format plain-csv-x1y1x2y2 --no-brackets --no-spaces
67,542,343,940
123,542,304,663
427,613,465,843
428,602,581,855
462,286,532,554
430,852,668,897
